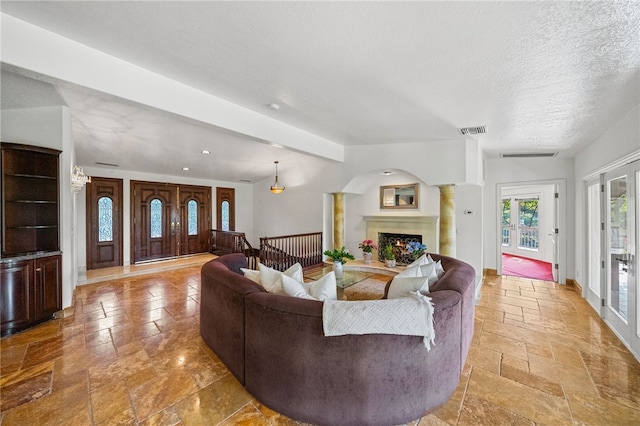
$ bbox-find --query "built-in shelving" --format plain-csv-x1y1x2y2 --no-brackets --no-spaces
1,142,62,337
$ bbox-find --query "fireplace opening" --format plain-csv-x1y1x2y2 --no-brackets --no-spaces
378,232,423,265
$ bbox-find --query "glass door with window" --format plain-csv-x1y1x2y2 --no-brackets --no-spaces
502,195,543,260
132,181,211,263
604,163,638,355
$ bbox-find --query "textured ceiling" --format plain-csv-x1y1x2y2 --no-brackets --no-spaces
1,1,639,181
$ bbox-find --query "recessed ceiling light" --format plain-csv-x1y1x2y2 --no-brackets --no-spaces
201,150,210,155
268,103,281,111
182,167,190,171
382,170,393,175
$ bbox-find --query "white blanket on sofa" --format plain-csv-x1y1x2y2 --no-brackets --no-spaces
322,292,435,350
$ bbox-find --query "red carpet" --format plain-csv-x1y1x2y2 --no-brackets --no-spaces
502,254,554,281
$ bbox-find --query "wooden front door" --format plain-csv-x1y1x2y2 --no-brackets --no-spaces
179,185,211,255
86,177,123,269
132,181,211,263
132,181,178,262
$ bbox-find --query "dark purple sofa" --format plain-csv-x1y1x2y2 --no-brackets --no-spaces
200,253,475,426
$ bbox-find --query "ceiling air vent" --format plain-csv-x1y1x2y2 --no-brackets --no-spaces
457,125,487,136
500,152,558,158
95,161,119,167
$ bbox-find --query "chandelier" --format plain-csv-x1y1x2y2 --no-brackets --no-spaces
270,161,285,194
71,165,91,193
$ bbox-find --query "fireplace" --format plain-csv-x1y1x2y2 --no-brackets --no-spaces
363,215,439,264
378,232,422,265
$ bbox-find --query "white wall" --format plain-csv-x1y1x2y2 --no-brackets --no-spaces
252,142,485,282
455,184,484,284
574,105,640,287
77,166,253,270
1,106,77,308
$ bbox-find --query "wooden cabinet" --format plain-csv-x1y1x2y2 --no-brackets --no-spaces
1,143,62,337
0,259,35,335
1,255,62,337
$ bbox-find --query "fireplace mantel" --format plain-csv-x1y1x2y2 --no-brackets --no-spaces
363,215,439,255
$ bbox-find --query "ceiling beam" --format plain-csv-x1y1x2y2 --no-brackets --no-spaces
1,13,344,162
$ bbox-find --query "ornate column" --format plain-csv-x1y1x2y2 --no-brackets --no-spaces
332,192,345,249
439,185,456,257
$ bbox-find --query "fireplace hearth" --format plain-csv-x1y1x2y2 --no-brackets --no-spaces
378,232,422,266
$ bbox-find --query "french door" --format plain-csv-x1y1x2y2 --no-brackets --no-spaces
501,194,543,261
603,162,639,356
132,181,211,263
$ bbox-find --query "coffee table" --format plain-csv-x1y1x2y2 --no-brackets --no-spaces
304,266,378,299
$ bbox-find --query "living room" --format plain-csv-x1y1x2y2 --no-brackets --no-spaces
1,1,639,424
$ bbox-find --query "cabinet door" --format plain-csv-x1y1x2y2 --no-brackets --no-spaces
1,260,35,336
36,255,62,318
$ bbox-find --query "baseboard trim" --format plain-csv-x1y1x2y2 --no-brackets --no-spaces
566,278,581,290
483,268,498,276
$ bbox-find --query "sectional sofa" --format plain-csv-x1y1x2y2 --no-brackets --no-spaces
200,253,475,425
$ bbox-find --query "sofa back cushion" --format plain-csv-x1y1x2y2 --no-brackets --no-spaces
200,254,264,384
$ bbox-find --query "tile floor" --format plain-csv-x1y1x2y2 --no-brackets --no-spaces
1,261,640,425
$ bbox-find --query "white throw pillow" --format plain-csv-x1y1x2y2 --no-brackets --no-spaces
281,274,317,300
407,253,429,268
240,268,261,284
257,263,303,294
419,262,440,288
396,264,422,278
281,272,337,301
308,271,338,301
387,275,430,299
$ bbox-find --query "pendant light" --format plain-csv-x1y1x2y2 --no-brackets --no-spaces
270,161,285,194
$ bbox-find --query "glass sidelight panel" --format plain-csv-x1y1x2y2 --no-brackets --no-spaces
97,197,113,242
608,176,628,322
222,200,230,232
150,198,162,239
187,200,197,236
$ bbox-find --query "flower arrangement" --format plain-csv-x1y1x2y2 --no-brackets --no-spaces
406,241,427,260
358,239,378,253
323,246,355,264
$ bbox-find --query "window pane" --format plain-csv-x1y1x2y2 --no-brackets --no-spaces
501,199,510,246
608,176,628,321
222,200,230,232
188,200,198,236
587,183,601,297
150,198,162,238
98,197,113,242
518,199,539,250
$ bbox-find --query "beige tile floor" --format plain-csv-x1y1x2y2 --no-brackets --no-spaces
1,260,639,425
